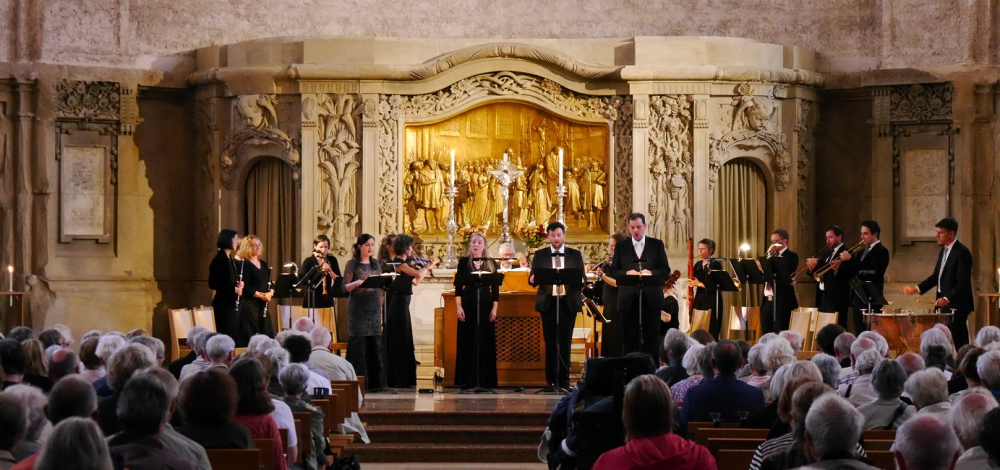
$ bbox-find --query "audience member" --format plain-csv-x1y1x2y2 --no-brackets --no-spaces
278,364,327,470
858,359,915,429
51,325,74,348
778,331,804,355
689,329,714,345
245,334,270,353
136,368,211,470
948,344,977,395
108,374,194,470
12,376,101,470
0,339,28,390
905,368,951,422
952,348,987,403
763,338,796,375
33,418,114,470
803,394,877,469
81,330,102,342
949,391,998,470
179,332,217,381
79,337,105,383
655,329,690,387
841,337,876,386
204,334,235,373
129,337,165,366
839,349,881,406
282,335,329,393
7,328,34,344
897,353,925,378
834,332,857,369
97,343,156,436
592,375,716,470
811,354,841,390
978,408,1000,467
168,327,207,379
736,340,752,380
745,344,771,397
239,352,297,468
670,343,708,402
815,324,847,358
893,415,961,470
3,385,45,462
858,330,889,358
976,326,1000,349
0,394,26,470
682,340,765,422
93,335,128,396
175,369,253,450
305,326,370,442
36,330,65,350
744,364,789,431
19,341,51,392
752,380,853,470
977,350,1000,399
125,329,148,340
229,358,286,470
292,317,315,334
48,349,80,382
922,328,955,378
263,347,290,397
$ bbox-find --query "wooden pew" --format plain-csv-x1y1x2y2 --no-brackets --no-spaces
706,438,766,457
252,439,276,470
716,449,755,470
205,449,261,470
695,428,769,448
292,413,312,463
312,398,334,434
686,421,741,440
865,450,896,469
864,439,894,451
278,428,289,456
329,380,360,413
862,429,896,441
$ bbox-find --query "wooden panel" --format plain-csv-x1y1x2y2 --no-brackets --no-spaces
252,439,276,470
205,449,260,470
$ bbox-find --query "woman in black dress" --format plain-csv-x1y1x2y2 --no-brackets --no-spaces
208,229,243,339
453,232,499,390
344,234,386,391
236,235,274,346
596,233,627,357
384,234,436,388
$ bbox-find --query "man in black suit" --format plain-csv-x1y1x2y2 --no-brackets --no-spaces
529,222,586,391
760,229,800,334
841,220,890,333
692,238,724,339
609,213,670,359
807,225,854,330
903,217,974,348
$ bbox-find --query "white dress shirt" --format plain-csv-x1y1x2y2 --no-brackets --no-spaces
632,235,646,260
938,240,956,294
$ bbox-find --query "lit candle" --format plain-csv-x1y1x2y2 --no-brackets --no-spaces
450,150,455,186
6,266,10,306
558,148,564,187
997,267,999,292
503,151,508,163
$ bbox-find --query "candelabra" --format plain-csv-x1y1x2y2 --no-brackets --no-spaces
555,185,567,225
445,185,459,268
488,154,523,247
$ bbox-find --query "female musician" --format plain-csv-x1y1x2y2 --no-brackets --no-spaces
384,234,436,388
595,233,628,357
300,234,342,334
453,232,499,390
692,239,723,339
236,235,274,346
208,229,243,339
344,234,386,391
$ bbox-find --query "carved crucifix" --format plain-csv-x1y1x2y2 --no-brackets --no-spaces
488,152,524,246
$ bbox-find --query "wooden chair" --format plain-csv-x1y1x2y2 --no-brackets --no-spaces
193,305,216,332
292,414,312,463
695,428,769,447
717,449,755,470
789,308,815,346
811,311,839,350
252,439,276,470
706,438,766,456
796,350,819,360
862,429,896,441
205,449,260,470
864,439,894,451
866,450,896,470
168,308,194,361
278,428,288,456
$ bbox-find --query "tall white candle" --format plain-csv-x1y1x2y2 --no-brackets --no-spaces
7,266,12,292
997,267,999,291
503,151,508,163
558,149,564,186
450,150,456,186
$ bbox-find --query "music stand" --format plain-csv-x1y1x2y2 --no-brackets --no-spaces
762,256,793,326
616,273,667,355
357,273,396,393
709,267,740,328
851,279,889,323
532,265,586,395
454,269,504,394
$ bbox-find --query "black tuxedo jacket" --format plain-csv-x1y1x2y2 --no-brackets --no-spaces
609,236,670,312
767,250,800,310
851,242,890,305
692,258,723,310
529,247,585,313
812,245,853,310
918,240,974,315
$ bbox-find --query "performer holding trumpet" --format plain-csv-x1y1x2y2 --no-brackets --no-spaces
842,220,889,333
760,229,799,334
806,226,858,330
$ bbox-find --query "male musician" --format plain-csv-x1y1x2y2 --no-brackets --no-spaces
609,213,670,359
840,220,890,333
807,225,853,330
300,235,343,309
529,222,585,391
760,229,800,334
497,242,525,270
692,239,724,339
902,217,974,348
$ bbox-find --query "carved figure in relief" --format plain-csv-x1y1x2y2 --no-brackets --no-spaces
468,168,490,227
403,161,419,233
668,172,691,248
565,167,581,217
236,95,278,130
648,156,668,236
528,164,552,224
510,164,529,229
543,147,563,200
588,161,607,229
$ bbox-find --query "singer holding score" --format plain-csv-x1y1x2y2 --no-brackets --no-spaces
236,235,274,345
609,213,670,359
208,229,243,340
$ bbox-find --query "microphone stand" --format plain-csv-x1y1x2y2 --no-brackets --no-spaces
536,252,571,395
462,257,498,394
634,257,648,351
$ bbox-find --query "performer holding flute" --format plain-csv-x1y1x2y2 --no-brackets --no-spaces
691,238,723,339
841,220,889,333
208,229,243,340
236,235,274,345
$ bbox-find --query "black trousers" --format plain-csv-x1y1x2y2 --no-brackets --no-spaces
937,293,970,349
760,299,792,335
540,297,577,388
622,295,660,360
600,304,624,358
346,335,385,391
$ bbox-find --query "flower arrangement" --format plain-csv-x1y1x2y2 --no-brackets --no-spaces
516,223,548,249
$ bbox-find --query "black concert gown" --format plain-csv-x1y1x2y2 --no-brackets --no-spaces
237,259,273,346
208,250,240,339
384,256,418,388
453,257,500,389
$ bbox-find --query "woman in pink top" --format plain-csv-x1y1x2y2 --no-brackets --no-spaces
230,357,287,470
593,375,717,470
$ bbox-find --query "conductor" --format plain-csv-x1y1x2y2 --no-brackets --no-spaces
609,213,670,359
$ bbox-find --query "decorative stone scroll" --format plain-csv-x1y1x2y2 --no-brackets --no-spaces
316,93,363,256
220,94,301,188
708,83,791,191
890,83,954,123
647,95,692,247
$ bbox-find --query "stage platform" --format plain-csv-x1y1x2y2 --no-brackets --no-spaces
347,390,561,466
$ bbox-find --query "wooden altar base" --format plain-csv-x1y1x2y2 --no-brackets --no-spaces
346,392,557,465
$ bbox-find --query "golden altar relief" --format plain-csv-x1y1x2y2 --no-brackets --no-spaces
403,101,610,238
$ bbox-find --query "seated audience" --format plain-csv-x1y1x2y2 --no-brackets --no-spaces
108,375,195,470
97,343,157,436
858,330,889,358
952,348,987,403
905,368,951,422
893,415,961,470
136,368,211,470
858,359,915,429
82,330,102,342
592,374,716,470
948,344,977,395
745,344,771,398
778,331,804,355
33,418,114,470
811,354,841,390
279,364,327,470
125,329,148,340
834,332,857,370
283,335,328,390
37,329,66,350
0,394,26,470
977,350,1000,399
803,394,878,469
0,339,28,390
20,340,52,392
670,343,709,403
229,358,286,470
655,329,689,387
264,347,290,398
979,408,1000,467
949,391,998,470
203,335,235,373
245,334,271,353
976,326,1000,349
682,340,765,422
840,337,876,386
129,337,165,366
94,335,128,397
49,349,80,382
749,377,825,470
763,338,796,380
12,375,101,470
744,364,789,431
79,337,106,383
168,327,207,379
179,332,217,381
306,327,370,442
240,352,297,468
736,340,752,380
689,329,714,345
292,317,315,334
897,353,926,377
175,369,253,450
815,324,847,359
7,328,34,344
839,349,881,406
2,385,46,462
921,328,954,378
51,325,74,348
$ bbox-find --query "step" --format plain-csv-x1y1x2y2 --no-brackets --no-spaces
360,410,550,427
366,425,547,445
345,443,540,463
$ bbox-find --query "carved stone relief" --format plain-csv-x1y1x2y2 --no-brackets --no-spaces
709,83,791,191
316,93,362,256
220,94,301,187
796,100,815,246
376,95,403,235
646,95,692,248
609,95,633,234
55,80,120,120
890,83,954,123
195,98,218,259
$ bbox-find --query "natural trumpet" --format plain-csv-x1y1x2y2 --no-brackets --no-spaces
812,241,866,281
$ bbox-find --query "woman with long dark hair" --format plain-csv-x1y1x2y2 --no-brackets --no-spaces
229,358,286,470
208,229,242,338
236,235,274,345
385,234,436,388
344,233,386,391
453,232,499,390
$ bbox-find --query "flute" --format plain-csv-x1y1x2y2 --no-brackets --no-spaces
236,259,245,310
262,265,273,318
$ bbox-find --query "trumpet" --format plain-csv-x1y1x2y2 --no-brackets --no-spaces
812,241,866,281
765,243,783,258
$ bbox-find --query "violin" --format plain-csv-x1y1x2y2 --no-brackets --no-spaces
663,270,682,290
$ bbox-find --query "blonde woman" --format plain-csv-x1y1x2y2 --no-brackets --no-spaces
453,232,499,390
236,235,274,346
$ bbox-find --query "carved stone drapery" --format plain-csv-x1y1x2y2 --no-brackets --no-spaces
890,83,954,123
376,95,403,235
316,93,362,256
646,95,692,247
220,94,301,188
796,100,815,245
609,95,633,234
709,84,791,191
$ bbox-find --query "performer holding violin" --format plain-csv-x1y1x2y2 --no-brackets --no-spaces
384,234,436,388
608,213,671,359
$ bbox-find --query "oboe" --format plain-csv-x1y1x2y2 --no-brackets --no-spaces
235,259,245,310
262,265,273,318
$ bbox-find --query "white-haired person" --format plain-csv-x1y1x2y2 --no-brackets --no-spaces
834,332,857,371
670,343,709,403
858,359,915,430
858,330,889,358
922,327,955,380
976,326,1000,349
3,385,47,462
292,317,315,334
169,326,208,379
839,349,882,407
949,390,998,470
778,331,804,355
246,333,271,353
179,331,217,381
33,418,114,470
893,415,961,470
92,334,128,397
95,343,157,438
655,329,690,387
977,350,1000,398
308,327,355,382
204,334,236,373
839,337,877,388
803,394,878,469
278,364,328,470
811,354,842,390
905,368,952,422
745,344,772,398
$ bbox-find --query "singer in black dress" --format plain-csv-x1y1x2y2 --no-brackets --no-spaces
208,229,242,339
453,232,499,389
595,233,628,357
236,235,274,346
345,234,386,391
384,234,436,388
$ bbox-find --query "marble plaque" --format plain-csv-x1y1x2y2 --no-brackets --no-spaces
61,146,107,238
901,148,948,239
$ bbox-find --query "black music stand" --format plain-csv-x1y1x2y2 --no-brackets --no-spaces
532,266,586,395
709,267,740,328
358,273,397,394
761,256,793,325
454,270,505,394
851,279,889,317
616,273,667,355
